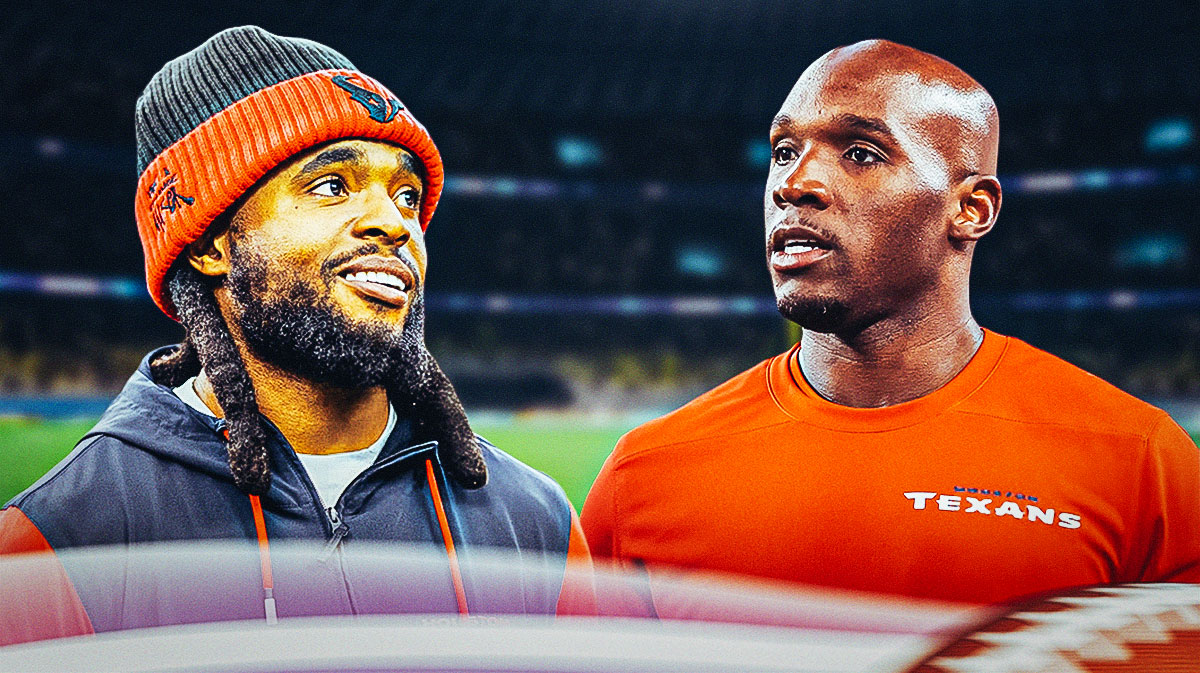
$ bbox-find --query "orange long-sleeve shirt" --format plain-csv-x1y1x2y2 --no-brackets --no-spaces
582,330,1200,605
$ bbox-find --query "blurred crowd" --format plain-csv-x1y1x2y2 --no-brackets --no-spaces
3,293,1198,406
2,0,1197,407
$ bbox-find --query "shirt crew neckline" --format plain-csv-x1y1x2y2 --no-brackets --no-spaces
767,328,1009,432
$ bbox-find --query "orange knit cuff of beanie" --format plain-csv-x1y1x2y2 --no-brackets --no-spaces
135,69,443,320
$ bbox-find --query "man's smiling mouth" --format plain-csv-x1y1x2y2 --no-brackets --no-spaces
336,258,417,307
343,270,411,291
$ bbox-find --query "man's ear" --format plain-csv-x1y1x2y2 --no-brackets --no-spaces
185,224,233,278
950,175,1002,243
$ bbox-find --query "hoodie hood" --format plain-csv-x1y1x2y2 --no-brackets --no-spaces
85,348,229,481
82,347,429,513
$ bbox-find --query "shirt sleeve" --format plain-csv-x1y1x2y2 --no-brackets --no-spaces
580,446,622,562
1130,415,1200,583
555,505,597,616
580,443,663,618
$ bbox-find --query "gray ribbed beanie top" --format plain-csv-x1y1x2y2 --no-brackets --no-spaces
135,26,356,174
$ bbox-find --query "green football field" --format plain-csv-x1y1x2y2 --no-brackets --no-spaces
0,417,632,510
4,416,1198,511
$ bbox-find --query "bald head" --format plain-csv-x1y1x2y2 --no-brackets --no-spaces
787,39,999,177
765,40,1004,338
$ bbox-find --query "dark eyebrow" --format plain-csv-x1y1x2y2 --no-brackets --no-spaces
396,150,424,184
771,112,896,143
297,146,365,178
832,113,897,142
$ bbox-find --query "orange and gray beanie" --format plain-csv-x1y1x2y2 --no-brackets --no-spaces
134,25,443,319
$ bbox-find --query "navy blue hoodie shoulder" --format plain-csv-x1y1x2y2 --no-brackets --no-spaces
8,348,576,559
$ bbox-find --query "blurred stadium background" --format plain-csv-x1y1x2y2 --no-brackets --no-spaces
2,0,1198,508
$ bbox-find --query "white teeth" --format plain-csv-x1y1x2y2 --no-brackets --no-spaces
345,271,409,291
783,241,819,254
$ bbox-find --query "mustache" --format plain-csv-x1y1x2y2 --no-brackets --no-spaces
321,243,421,289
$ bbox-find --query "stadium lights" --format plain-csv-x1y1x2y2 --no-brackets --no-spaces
675,246,727,278
1144,117,1195,154
555,136,605,169
744,138,772,169
1113,232,1189,270
3,271,1199,315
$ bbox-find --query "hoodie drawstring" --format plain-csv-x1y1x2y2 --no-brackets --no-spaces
426,459,469,616
224,422,277,626
248,494,277,624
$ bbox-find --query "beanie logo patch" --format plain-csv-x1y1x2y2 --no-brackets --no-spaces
146,167,195,230
331,74,404,124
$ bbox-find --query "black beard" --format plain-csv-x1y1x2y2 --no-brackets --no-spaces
227,242,428,390
776,294,852,334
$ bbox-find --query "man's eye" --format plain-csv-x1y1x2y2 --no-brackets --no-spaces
844,146,882,164
395,188,420,209
772,146,797,165
311,177,348,197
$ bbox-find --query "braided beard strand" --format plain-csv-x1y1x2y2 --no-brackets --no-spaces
162,267,271,495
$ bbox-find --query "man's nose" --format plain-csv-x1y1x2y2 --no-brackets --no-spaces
352,189,416,245
771,149,831,211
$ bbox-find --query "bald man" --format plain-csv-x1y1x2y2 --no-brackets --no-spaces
582,40,1200,606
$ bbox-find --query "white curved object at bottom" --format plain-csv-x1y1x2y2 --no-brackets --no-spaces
0,614,938,673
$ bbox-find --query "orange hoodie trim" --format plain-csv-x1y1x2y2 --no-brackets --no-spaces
426,459,469,616
247,495,278,624
0,507,95,645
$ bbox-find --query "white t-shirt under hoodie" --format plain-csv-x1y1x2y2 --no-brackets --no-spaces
174,377,396,516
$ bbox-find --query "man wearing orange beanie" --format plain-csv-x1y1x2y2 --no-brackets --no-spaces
0,26,590,643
